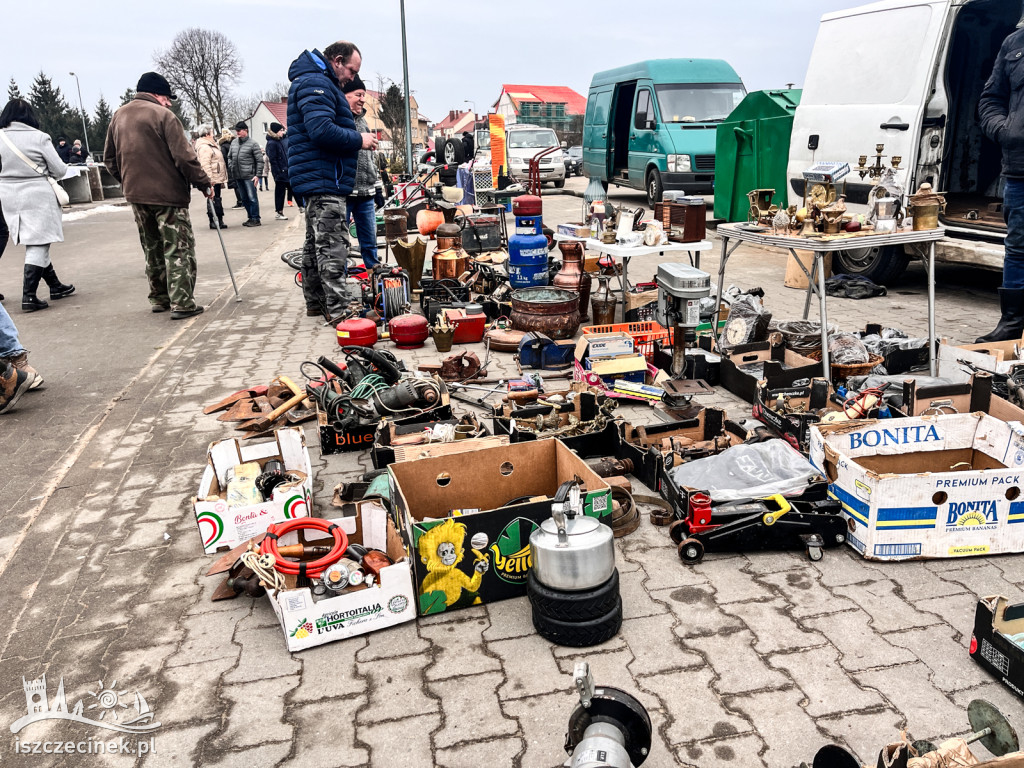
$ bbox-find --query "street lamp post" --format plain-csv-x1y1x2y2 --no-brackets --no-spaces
464,100,476,119
69,72,90,159
399,0,414,174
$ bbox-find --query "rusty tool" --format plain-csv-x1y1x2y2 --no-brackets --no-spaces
276,376,316,424
203,386,269,415
237,379,309,433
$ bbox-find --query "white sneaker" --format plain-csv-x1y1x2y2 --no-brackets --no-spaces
275,212,288,220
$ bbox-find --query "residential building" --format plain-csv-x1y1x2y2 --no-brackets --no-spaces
434,110,476,140
250,98,288,135
493,84,587,133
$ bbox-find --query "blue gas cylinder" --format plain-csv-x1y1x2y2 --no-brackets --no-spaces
508,216,548,288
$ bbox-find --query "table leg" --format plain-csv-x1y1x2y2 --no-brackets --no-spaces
927,241,937,376
802,252,818,320
817,252,831,384
714,237,731,333
620,255,630,321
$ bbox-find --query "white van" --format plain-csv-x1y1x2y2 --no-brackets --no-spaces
788,0,1016,282
505,124,566,188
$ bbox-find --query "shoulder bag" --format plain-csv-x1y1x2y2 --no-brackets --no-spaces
0,130,71,206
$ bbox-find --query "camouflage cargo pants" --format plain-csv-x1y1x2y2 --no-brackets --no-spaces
131,204,198,311
301,194,352,317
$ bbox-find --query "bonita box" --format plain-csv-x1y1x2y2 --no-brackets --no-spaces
809,413,1024,561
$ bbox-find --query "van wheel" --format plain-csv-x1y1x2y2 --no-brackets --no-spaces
554,178,565,189
833,245,909,284
646,169,663,207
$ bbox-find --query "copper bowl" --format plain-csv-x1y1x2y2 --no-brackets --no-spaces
510,287,580,340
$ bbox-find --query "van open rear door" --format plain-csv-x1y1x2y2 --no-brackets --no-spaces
787,0,951,207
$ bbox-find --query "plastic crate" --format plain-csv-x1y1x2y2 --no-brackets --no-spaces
582,321,673,362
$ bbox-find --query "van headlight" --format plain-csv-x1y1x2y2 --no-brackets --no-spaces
668,155,691,173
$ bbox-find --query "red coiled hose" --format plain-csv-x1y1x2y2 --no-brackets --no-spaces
261,518,348,577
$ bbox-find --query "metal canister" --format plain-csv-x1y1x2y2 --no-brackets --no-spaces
508,220,549,288
908,183,946,231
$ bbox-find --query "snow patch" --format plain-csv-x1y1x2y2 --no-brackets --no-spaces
62,204,130,222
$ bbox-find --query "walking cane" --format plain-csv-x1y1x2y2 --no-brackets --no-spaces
208,197,242,302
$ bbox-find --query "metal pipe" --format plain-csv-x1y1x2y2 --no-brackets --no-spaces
817,251,831,383
400,0,414,174
928,241,936,376
69,72,90,158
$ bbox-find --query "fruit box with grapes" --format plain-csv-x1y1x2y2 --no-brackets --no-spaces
268,500,416,652
193,428,313,555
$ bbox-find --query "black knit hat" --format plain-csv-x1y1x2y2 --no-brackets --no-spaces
234,122,249,132
342,75,366,94
136,72,176,100
270,122,283,133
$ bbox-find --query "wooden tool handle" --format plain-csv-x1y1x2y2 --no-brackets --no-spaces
277,376,304,398
253,391,308,427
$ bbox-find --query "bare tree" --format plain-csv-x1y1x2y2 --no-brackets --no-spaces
153,28,242,131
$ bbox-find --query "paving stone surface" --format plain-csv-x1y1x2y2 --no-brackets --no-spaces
1,187,1023,768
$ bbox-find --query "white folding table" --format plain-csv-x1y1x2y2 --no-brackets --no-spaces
714,223,947,380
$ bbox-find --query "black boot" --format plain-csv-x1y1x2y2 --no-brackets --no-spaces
22,265,49,312
218,218,228,229
41,264,75,299
976,287,1024,343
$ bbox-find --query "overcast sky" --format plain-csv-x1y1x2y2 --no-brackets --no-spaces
7,0,865,124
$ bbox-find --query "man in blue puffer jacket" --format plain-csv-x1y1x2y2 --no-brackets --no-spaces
286,40,378,319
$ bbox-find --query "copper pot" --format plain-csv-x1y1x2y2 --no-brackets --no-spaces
432,248,470,280
510,287,580,340
553,240,593,322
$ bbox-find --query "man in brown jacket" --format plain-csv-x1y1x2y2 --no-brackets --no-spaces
104,72,212,319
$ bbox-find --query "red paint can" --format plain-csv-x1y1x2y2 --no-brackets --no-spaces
336,317,378,347
388,314,429,349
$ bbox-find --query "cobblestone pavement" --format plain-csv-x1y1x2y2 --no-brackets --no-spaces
0,187,1021,768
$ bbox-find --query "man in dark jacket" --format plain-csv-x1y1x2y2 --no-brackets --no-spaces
228,122,264,226
286,40,378,319
265,122,290,220
104,72,212,320
979,26,1024,342
56,137,72,163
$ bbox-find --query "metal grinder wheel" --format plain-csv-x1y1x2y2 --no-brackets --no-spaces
565,686,652,767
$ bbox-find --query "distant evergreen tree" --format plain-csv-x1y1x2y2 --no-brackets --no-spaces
119,88,136,106
27,72,77,142
90,95,113,152
7,78,21,101
169,99,192,131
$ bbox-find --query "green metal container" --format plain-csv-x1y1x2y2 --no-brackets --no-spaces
713,89,801,222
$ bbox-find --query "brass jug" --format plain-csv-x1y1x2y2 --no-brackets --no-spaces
390,237,427,290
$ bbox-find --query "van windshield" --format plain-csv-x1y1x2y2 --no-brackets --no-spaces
654,83,746,123
508,129,559,149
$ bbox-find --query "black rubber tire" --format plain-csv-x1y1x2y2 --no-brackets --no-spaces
532,598,623,647
442,138,465,165
527,569,620,622
678,537,705,564
832,244,909,284
646,168,663,207
554,178,565,189
280,249,303,270
439,167,458,186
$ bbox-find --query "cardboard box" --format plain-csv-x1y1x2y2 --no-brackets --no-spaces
784,250,831,290
192,428,313,555
753,378,833,451
388,440,612,615
266,501,416,651
579,332,636,359
620,408,745,491
938,335,1024,382
317,376,453,455
858,324,933,375
891,373,993,417
492,387,607,443
557,222,591,238
809,413,1024,561
720,335,823,402
970,595,1024,702
371,414,503,468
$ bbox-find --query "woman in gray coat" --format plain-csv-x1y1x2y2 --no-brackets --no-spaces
0,99,75,311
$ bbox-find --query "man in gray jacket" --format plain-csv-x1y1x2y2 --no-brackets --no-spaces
978,26,1024,342
228,122,264,227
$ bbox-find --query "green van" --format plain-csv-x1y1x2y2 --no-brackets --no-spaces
583,59,745,206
